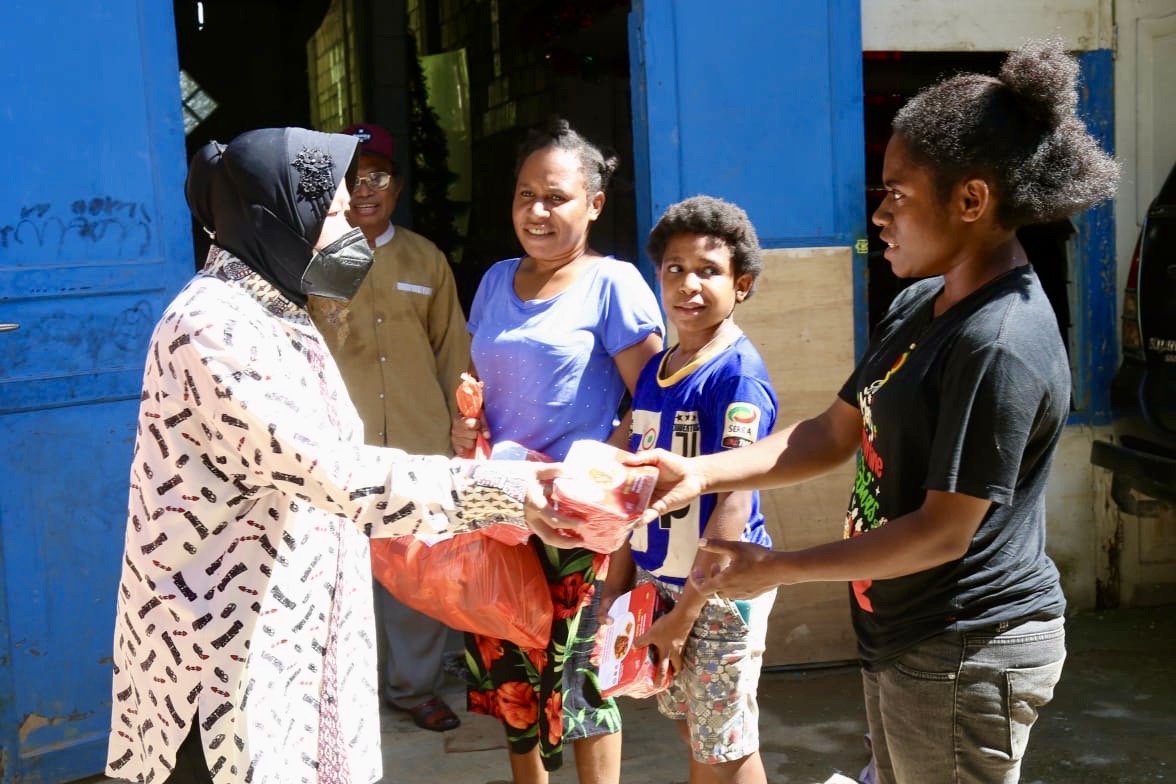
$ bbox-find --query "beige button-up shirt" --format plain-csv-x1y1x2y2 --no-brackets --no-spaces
309,225,468,455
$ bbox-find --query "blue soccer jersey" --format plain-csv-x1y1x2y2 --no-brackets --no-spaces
627,333,777,584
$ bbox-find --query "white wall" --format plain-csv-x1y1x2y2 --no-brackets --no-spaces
861,0,1111,52
1114,1,1176,293
1046,429,1101,609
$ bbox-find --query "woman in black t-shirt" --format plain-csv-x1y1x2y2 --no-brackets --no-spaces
594,40,1119,784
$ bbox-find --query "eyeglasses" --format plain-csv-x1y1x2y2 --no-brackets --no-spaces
352,171,393,191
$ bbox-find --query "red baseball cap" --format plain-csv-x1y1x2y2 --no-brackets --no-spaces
342,122,395,161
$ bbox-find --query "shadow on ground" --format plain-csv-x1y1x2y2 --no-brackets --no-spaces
92,605,1175,783
371,606,1176,783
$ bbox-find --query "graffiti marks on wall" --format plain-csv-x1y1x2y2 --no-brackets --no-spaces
1,198,153,261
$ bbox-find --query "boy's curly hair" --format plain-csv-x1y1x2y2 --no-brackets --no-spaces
514,116,620,195
892,38,1118,228
646,196,764,298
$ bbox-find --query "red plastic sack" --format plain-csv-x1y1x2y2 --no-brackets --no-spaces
455,372,491,460
478,520,534,546
371,533,553,649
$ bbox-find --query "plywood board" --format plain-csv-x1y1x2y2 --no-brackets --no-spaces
738,247,860,665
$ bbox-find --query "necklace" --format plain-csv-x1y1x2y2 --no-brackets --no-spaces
667,328,733,373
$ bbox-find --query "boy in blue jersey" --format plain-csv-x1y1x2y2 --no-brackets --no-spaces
602,196,778,783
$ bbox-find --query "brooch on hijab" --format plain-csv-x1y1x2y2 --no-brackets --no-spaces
292,147,335,201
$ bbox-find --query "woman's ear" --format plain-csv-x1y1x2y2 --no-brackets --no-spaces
587,190,606,222
956,178,992,224
734,272,753,302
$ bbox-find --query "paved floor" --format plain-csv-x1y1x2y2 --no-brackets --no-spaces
94,604,1176,783
373,604,1176,783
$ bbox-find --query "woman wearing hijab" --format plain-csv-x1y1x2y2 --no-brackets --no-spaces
106,128,565,784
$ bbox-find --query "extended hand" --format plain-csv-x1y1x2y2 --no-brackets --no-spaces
636,609,692,677
689,539,784,600
523,464,587,549
597,586,624,627
624,449,705,526
451,414,489,458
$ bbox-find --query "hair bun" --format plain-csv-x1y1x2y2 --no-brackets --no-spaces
600,149,620,179
999,37,1079,128
541,115,573,139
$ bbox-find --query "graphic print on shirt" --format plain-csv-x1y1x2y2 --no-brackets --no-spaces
629,409,700,578
632,408,660,453
844,346,914,613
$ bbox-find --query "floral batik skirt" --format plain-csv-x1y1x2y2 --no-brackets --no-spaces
464,542,622,771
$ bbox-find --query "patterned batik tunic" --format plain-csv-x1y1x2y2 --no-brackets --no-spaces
107,249,528,784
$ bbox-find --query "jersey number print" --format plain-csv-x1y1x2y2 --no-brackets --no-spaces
630,409,700,578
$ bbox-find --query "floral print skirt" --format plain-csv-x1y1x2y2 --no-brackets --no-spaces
464,542,621,771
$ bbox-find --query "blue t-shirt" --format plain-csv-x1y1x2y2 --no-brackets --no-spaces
627,333,777,584
469,257,663,461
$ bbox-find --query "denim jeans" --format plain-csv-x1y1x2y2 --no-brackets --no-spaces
861,616,1066,784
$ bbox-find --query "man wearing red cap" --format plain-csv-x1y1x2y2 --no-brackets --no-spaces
308,122,467,732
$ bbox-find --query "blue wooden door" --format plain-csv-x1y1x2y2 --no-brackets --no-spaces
628,0,864,256
0,2,193,781
627,1,867,667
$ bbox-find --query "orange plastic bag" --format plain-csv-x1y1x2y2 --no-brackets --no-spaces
455,372,491,460
371,533,552,649
479,518,535,546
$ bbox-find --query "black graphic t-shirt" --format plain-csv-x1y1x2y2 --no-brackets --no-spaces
838,266,1067,667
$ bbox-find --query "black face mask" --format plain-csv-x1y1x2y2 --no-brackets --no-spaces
300,227,374,301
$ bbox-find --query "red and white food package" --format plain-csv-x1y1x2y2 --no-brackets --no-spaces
594,582,672,699
550,440,658,554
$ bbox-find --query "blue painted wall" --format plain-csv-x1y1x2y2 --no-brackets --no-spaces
0,2,193,781
629,0,865,284
1070,49,1116,425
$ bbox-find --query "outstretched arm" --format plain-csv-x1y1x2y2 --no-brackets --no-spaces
629,397,862,524
691,489,993,598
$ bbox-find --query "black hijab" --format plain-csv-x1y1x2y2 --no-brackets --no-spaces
184,128,359,305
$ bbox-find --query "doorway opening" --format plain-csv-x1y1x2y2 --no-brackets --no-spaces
172,0,637,312
407,0,636,309
173,0,334,267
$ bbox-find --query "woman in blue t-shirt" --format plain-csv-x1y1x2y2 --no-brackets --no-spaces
603,40,1119,784
453,117,663,783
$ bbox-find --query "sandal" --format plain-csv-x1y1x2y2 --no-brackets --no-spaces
390,695,461,732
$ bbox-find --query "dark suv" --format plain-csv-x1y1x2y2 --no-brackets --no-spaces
1091,163,1176,513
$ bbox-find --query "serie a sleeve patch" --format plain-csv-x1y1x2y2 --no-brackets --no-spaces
721,402,761,448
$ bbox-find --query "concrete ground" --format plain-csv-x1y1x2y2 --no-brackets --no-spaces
364,604,1175,783
94,604,1175,783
